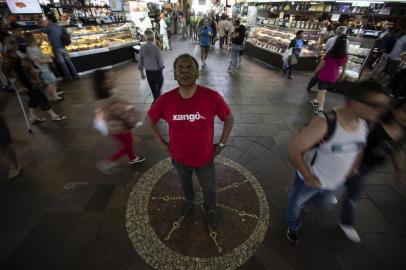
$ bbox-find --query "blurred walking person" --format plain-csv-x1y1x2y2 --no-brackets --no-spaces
93,70,145,174
2,35,66,122
286,81,390,245
340,100,406,243
25,32,63,102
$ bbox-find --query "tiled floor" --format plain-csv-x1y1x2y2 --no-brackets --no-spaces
1,37,405,270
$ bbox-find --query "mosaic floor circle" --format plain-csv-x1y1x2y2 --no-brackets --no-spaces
126,156,270,269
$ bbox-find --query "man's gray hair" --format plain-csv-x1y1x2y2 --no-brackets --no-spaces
336,26,348,35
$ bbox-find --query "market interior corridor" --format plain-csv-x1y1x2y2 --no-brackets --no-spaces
1,37,405,270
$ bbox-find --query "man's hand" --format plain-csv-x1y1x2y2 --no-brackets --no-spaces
214,144,223,156
159,140,170,154
303,174,322,188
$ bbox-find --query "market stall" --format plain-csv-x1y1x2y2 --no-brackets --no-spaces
240,0,405,75
1,0,142,75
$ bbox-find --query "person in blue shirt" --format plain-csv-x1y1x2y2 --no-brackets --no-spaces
40,13,79,80
198,19,213,67
283,30,306,79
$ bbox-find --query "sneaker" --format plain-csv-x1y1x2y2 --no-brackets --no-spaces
205,209,217,228
234,68,238,72
339,223,361,243
282,69,287,75
8,165,22,180
129,156,146,164
182,200,194,216
227,68,232,72
287,229,299,245
310,100,319,107
287,76,293,80
314,108,324,114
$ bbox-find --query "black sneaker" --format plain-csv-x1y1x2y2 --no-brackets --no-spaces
129,156,146,165
287,76,293,80
182,200,194,216
287,229,299,245
205,209,217,228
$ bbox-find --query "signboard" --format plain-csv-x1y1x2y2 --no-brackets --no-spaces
6,0,42,14
331,13,340,22
109,0,123,11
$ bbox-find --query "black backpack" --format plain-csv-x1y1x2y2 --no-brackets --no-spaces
310,110,337,166
60,27,71,46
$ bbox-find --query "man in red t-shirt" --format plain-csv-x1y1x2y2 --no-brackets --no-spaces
147,54,234,228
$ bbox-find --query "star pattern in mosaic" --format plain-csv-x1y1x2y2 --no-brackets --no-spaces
126,156,270,269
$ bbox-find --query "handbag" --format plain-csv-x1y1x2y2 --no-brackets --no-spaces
289,55,298,66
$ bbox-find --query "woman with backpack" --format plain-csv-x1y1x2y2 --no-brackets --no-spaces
310,35,348,114
93,69,145,174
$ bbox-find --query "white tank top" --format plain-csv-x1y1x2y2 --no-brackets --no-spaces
300,117,368,190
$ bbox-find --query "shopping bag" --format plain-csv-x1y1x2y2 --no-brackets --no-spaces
289,55,298,66
194,45,200,58
282,48,292,62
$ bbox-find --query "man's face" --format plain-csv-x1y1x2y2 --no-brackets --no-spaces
204,20,209,26
352,93,390,122
174,58,198,87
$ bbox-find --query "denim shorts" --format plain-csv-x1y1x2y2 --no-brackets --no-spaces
317,79,334,90
41,71,56,85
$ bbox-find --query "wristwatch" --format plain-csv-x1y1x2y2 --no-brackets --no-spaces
219,143,226,149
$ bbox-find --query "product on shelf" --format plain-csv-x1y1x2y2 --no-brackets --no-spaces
247,25,320,57
36,23,138,55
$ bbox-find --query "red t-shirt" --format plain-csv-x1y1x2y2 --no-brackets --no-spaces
148,85,231,167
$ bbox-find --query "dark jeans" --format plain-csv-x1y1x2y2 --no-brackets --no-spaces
146,70,163,102
220,36,225,49
341,164,371,226
54,48,79,79
27,90,51,111
172,159,216,211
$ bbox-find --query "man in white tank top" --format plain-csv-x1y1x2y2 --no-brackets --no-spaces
286,81,391,245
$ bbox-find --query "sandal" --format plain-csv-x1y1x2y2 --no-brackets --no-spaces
51,115,67,121
30,116,46,123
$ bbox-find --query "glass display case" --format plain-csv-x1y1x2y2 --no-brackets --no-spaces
34,22,140,74
36,22,138,57
247,25,320,58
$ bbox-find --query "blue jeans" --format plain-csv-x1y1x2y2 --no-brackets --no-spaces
287,173,334,232
54,48,78,79
341,164,370,226
229,44,241,70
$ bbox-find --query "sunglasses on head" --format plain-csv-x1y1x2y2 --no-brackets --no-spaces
356,98,389,109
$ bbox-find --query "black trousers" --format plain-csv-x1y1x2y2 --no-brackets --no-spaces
146,70,163,102
172,159,216,211
27,90,51,111
390,68,406,98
